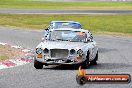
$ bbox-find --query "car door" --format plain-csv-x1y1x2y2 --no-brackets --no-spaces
87,31,96,61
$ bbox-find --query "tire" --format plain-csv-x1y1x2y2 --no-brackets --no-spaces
81,51,90,69
34,59,43,69
90,51,98,65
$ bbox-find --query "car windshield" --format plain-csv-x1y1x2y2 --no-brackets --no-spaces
51,22,81,29
49,30,87,42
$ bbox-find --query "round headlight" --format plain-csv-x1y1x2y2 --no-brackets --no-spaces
70,49,76,55
43,48,49,54
77,49,83,55
36,48,42,54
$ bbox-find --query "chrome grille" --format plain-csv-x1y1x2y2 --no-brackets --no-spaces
50,49,69,59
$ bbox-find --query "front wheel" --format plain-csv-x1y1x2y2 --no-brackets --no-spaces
81,51,90,69
90,51,98,65
34,59,43,69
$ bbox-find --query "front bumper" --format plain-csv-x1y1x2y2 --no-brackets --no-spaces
35,57,86,65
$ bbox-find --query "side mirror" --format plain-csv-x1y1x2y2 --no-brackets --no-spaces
90,35,93,40
84,38,89,43
87,38,91,42
84,38,91,43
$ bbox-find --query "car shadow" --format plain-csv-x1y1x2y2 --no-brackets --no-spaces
43,64,80,70
43,62,132,70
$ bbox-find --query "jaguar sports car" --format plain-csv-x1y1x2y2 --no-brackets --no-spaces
34,28,98,69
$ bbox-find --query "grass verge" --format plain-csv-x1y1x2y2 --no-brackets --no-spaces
0,54,8,61
0,45,24,61
0,0,132,9
0,14,132,35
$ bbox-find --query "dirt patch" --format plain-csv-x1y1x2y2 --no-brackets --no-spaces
0,45,24,61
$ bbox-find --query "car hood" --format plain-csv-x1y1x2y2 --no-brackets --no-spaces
37,41,88,50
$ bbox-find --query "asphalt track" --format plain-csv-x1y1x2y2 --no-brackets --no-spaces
0,27,132,88
0,8,132,14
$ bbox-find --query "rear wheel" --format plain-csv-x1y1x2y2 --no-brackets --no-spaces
81,51,90,69
34,59,43,69
90,51,98,65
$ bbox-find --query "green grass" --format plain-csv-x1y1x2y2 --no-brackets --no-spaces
0,0,132,9
0,54,8,61
0,14,132,35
